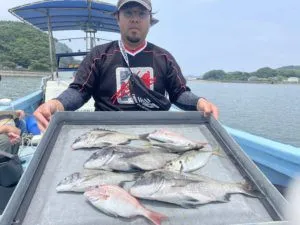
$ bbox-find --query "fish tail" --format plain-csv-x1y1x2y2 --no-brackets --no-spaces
139,133,150,141
239,181,264,199
241,182,254,192
197,141,208,145
212,147,227,158
144,210,168,225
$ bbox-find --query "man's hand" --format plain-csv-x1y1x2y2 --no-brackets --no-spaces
2,125,21,144
16,110,25,119
33,100,64,132
197,98,219,120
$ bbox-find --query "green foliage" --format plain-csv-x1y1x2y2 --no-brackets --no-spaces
277,65,300,70
203,70,226,80
0,21,72,71
202,66,300,81
1,61,16,69
225,71,250,81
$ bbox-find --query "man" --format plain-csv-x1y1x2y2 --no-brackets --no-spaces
34,0,218,132
0,110,24,154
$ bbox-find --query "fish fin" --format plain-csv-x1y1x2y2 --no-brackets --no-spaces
144,210,168,225
132,172,143,181
100,142,113,148
119,173,142,187
152,143,173,150
118,140,131,145
179,203,198,208
212,150,227,159
139,133,150,141
219,194,231,202
142,142,153,148
200,146,227,159
120,152,146,159
93,128,115,133
240,182,265,199
119,181,129,188
127,163,146,171
179,197,201,208
179,161,184,173
98,207,119,217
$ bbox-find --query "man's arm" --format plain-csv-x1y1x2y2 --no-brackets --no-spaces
174,91,199,111
174,91,219,119
55,88,90,111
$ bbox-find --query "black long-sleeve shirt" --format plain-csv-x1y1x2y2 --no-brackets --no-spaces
57,41,200,111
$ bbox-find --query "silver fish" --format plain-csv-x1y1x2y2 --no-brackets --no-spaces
125,152,179,171
130,170,256,208
141,129,206,152
72,129,139,150
83,146,143,171
84,185,167,225
56,170,138,192
84,146,178,171
163,145,219,172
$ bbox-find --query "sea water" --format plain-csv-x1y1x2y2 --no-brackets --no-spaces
0,76,299,147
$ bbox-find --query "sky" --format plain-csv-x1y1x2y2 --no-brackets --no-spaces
1,0,300,75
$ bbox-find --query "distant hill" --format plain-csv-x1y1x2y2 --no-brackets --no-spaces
202,66,300,82
0,21,73,71
277,65,300,70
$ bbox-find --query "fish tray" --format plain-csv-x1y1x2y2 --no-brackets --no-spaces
0,112,288,225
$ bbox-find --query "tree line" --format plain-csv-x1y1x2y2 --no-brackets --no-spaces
202,66,300,82
0,21,73,71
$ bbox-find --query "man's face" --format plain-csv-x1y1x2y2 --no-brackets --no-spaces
117,3,151,45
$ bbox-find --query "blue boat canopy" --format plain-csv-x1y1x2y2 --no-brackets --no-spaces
9,0,120,33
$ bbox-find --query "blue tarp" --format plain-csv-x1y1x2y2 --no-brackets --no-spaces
9,0,120,33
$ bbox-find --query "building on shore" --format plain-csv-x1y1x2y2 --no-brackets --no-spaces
286,77,299,83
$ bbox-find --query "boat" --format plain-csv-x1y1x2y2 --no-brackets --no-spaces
1,0,300,192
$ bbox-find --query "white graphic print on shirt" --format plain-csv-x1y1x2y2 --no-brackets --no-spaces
115,67,154,104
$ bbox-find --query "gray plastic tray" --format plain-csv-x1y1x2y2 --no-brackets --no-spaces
0,112,288,225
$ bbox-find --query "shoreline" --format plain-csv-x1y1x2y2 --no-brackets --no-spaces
188,79,300,85
0,70,50,77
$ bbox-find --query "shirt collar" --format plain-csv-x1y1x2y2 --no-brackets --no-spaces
124,41,147,56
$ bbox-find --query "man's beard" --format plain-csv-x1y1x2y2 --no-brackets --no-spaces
126,34,141,43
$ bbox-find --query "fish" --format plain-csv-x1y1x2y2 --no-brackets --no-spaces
84,146,178,171
83,146,143,171
140,129,207,152
130,170,256,208
56,170,138,192
163,144,220,172
71,128,139,150
84,185,167,225
125,151,179,171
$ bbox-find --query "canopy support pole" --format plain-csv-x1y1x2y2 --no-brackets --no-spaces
47,10,55,80
86,32,88,51
86,0,96,51
85,29,96,51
